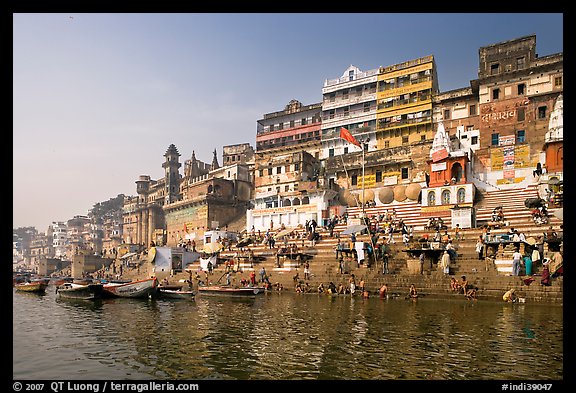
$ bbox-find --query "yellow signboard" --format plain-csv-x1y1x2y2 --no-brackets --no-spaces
358,174,376,188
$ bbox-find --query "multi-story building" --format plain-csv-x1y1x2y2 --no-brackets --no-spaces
249,100,336,230
376,55,439,149
256,99,322,158
321,66,378,159
49,221,68,259
124,144,254,247
247,150,336,230
323,60,438,210
473,34,563,189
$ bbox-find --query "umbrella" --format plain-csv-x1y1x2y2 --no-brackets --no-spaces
525,237,536,246
236,237,253,248
203,242,223,253
341,224,367,235
548,177,561,185
552,208,563,220
274,228,295,239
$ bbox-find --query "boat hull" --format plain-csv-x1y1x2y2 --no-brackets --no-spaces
159,288,195,299
198,285,265,297
15,282,48,293
56,283,104,300
102,278,158,299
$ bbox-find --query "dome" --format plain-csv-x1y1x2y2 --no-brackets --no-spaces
393,185,407,202
378,187,394,204
405,183,422,200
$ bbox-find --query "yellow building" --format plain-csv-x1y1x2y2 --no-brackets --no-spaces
376,55,439,149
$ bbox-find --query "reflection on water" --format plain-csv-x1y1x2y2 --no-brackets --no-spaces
13,288,563,380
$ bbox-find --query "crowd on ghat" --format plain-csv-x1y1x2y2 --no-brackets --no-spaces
173,202,562,302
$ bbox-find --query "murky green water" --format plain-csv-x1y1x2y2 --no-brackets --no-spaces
13,288,563,380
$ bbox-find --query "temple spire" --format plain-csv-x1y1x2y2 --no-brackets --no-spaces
210,149,220,171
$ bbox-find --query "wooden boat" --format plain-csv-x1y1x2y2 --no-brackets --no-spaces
15,280,48,293
102,277,158,299
197,285,265,297
56,282,104,300
158,287,196,300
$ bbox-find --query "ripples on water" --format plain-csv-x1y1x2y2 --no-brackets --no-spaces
13,288,563,380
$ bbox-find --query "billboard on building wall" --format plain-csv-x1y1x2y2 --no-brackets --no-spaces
514,145,530,168
358,174,376,188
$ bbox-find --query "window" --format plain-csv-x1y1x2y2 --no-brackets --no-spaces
401,167,409,179
363,102,370,112
329,110,335,119
294,163,299,171
538,106,547,119
276,167,281,174
444,109,450,119
343,147,348,154
428,191,436,206
516,57,526,70
441,190,451,205
491,133,499,146
402,136,409,145
492,88,500,100
517,130,525,144
457,188,466,204
517,83,525,95
375,170,382,183
328,148,334,157
490,63,500,75
351,175,357,186
471,135,479,145
278,122,283,130
267,168,273,175
348,70,354,81
517,108,525,122
285,185,289,192
469,104,477,116
554,76,563,87
329,93,335,102
385,141,390,148
420,135,426,142
301,118,307,125
290,120,294,128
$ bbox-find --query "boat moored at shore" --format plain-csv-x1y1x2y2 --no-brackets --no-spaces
102,277,158,299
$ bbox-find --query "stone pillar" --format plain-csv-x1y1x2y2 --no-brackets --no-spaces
148,211,155,247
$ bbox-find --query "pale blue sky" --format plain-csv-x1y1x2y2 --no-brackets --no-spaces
13,13,563,232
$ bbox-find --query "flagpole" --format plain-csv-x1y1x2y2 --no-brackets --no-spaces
362,143,365,219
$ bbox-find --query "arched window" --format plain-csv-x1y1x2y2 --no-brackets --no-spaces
207,185,213,194
283,199,292,207
441,190,451,205
293,198,301,206
457,188,466,204
302,196,310,205
428,191,436,206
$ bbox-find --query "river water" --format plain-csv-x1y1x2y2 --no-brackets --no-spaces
13,287,563,381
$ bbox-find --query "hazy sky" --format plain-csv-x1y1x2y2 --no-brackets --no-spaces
13,13,563,232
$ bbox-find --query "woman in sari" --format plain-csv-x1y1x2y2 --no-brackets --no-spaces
523,255,533,276
541,260,551,286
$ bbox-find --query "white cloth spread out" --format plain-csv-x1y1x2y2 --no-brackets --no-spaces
355,242,365,262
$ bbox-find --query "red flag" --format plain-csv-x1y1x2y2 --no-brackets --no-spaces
339,127,361,147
